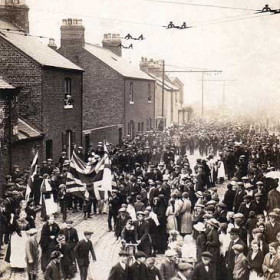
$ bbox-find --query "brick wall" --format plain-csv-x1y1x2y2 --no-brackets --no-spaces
124,78,155,136
42,69,82,162
58,46,124,146
0,37,43,130
0,37,83,164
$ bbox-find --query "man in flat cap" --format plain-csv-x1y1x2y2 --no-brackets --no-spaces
159,250,177,280
60,220,79,254
192,251,215,280
226,228,246,280
108,250,130,280
134,211,151,256
146,257,162,280
238,195,257,219
44,251,63,280
74,231,96,280
176,262,193,280
266,212,280,243
233,182,246,213
129,251,148,280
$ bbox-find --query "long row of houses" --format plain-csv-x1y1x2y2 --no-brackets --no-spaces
0,0,192,181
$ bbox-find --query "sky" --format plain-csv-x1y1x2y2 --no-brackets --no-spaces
26,0,280,117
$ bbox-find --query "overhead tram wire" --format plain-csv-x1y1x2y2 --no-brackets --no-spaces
144,0,257,12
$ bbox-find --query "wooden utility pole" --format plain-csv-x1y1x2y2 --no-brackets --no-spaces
162,59,165,117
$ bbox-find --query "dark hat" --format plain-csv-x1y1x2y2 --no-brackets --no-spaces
201,251,213,259
119,250,130,257
84,231,93,235
229,228,240,235
50,251,63,259
134,251,147,259
243,195,252,200
66,220,73,224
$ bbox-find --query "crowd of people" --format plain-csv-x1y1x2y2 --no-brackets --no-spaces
1,120,280,280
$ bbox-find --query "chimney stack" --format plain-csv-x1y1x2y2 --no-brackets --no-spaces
0,0,29,33
60,18,85,48
48,38,57,51
102,33,122,57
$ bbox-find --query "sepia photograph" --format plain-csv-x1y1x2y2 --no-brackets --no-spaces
1,0,280,279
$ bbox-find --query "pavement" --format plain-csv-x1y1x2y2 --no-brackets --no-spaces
0,151,228,280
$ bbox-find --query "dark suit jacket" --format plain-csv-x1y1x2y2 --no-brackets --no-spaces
44,260,62,280
108,262,130,280
233,190,246,211
60,227,79,251
129,261,147,280
40,222,60,251
192,262,215,280
74,239,96,267
265,221,280,243
226,238,246,271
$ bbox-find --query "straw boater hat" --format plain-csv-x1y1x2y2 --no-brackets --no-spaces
193,222,206,232
206,218,220,228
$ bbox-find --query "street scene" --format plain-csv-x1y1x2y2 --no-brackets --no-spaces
1,1,280,280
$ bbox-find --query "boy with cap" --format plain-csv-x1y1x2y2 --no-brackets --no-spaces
226,228,246,280
146,257,162,280
192,251,215,280
159,250,177,280
129,251,148,280
108,250,130,280
25,228,39,280
74,231,96,280
232,244,249,280
44,251,63,280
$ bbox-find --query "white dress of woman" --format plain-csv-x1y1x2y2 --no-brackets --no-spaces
10,211,29,268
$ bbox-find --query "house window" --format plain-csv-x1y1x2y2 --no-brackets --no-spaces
64,78,73,109
141,122,144,132
148,83,152,103
138,122,141,132
129,82,134,104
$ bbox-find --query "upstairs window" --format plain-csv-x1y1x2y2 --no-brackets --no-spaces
129,82,134,104
148,83,152,103
64,78,73,109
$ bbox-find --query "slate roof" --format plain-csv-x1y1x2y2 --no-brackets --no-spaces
0,20,82,71
84,43,153,80
148,73,179,91
17,118,43,140
0,76,15,89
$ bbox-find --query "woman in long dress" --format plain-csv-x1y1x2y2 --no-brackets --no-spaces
180,192,193,235
9,211,30,269
166,199,178,234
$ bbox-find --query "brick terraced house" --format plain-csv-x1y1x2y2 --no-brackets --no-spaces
0,0,83,171
58,19,155,149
